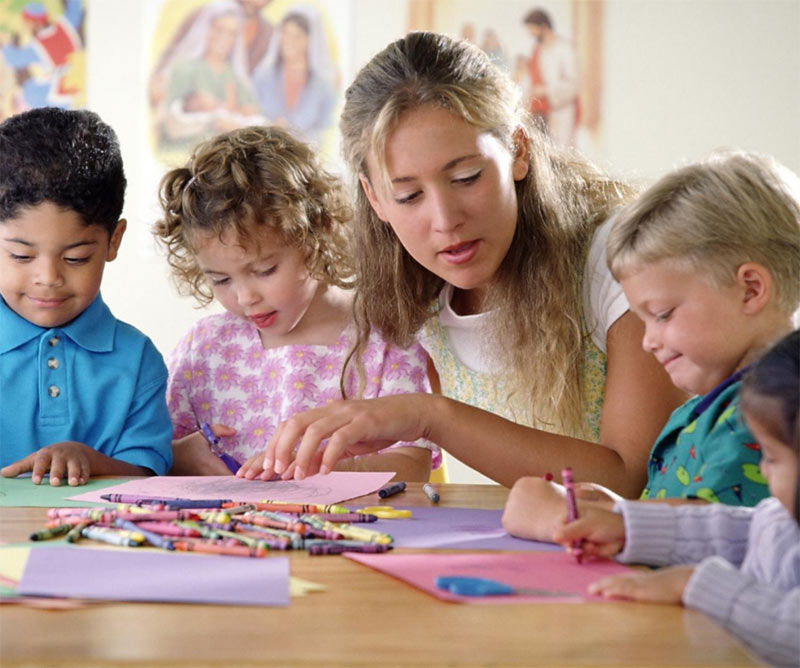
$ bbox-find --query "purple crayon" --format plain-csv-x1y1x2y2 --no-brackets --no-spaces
308,542,392,555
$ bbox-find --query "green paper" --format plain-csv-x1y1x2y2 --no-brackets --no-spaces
0,477,136,507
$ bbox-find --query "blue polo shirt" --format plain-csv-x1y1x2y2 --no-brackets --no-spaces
0,294,172,474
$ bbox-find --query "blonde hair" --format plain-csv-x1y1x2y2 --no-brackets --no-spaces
154,125,354,306
608,151,800,315
340,31,632,437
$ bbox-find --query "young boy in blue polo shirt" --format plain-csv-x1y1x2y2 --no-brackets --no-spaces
0,107,172,485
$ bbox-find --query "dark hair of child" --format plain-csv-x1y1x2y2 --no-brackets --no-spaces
0,107,126,233
740,329,800,519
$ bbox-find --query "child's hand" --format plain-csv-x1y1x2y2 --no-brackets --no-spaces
0,442,95,486
588,565,695,604
553,506,626,560
171,425,236,476
502,477,567,541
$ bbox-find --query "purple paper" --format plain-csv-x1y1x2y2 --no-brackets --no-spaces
18,546,289,606
373,507,561,551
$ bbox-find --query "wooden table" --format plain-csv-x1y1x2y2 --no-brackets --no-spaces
0,483,760,667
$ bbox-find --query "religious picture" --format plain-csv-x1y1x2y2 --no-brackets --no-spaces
425,0,603,154
148,0,342,161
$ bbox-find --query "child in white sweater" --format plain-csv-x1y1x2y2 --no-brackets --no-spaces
555,330,800,667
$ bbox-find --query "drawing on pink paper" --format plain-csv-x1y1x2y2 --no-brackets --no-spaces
67,472,394,506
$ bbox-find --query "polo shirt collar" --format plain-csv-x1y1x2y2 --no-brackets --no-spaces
0,294,116,354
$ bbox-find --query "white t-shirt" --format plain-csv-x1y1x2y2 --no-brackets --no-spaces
437,216,629,373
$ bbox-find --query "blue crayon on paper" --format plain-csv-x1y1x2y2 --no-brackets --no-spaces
422,483,440,503
378,481,407,499
200,422,241,474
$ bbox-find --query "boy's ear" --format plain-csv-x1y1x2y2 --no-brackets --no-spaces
737,262,772,315
359,173,388,223
106,219,127,262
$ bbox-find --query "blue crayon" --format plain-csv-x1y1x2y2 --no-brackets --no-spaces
200,422,241,474
115,518,174,550
164,499,227,509
378,481,407,499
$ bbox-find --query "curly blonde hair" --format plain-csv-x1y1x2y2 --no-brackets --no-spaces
340,32,633,437
154,125,354,306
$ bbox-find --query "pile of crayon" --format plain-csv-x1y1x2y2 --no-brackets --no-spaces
31,495,395,558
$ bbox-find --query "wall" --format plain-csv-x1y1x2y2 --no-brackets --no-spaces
85,0,799,483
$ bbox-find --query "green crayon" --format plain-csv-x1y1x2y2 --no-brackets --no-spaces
29,524,71,541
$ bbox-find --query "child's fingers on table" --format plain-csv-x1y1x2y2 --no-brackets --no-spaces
65,457,89,486
45,451,68,486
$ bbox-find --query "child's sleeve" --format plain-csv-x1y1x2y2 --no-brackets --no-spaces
365,337,442,470
165,330,201,440
109,340,173,476
683,560,800,666
616,500,753,567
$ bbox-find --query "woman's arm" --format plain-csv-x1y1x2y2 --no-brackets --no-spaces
335,446,431,483
260,312,684,494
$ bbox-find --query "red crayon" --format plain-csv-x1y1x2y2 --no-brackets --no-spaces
561,467,584,564
172,539,267,558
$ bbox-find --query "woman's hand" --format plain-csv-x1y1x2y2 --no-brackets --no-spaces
255,394,431,481
588,565,695,604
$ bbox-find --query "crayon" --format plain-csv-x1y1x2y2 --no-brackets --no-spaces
310,513,378,523
172,539,267,558
240,512,307,534
135,521,202,538
378,481,407,499
304,516,393,545
422,483,440,503
65,521,92,543
308,542,392,555
212,529,271,551
231,527,291,550
561,467,584,564
29,523,72,541
254,501,351,514
200,423,241,474
114,518,174,550
82,525,145,548
303,526,344,540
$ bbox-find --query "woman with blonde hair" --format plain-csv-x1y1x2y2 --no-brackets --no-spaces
240,31,684,494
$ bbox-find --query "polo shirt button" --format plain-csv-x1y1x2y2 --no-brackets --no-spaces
47,358,60,369
48,385,61,398
48,336,60,347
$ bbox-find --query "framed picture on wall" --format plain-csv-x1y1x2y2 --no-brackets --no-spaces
410,0,603,157
147,0,349,164
0,0,87,121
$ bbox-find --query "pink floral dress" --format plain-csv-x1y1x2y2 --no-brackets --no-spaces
167,311,441,469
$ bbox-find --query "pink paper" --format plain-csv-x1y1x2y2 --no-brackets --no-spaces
18,546,290,606
344,551,633,604
67,472,395,506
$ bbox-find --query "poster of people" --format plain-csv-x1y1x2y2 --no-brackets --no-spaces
148,0,342,162
426,0,602,156
0,0,87,121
